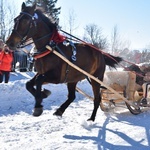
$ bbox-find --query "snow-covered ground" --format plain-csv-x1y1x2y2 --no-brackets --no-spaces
0,71,150,150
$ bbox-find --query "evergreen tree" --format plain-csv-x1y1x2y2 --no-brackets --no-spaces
26,0,61,23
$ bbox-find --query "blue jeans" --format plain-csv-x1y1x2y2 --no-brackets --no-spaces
0,71,10,83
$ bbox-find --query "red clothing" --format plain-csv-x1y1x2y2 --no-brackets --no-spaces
0,50,13,71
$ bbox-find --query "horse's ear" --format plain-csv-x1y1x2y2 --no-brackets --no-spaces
21,2,26,11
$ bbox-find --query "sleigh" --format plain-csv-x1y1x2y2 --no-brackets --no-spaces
100,71,144,114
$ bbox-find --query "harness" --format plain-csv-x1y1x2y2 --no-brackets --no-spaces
30,31,77,82
13,10,77,82
55,40,77,82
33,31,65,58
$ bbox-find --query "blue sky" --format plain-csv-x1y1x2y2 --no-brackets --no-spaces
56,0,150,49
16,0,150,50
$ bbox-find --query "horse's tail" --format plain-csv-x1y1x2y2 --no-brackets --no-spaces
103,53,123,68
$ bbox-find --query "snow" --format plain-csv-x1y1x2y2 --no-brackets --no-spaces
0,71,150,150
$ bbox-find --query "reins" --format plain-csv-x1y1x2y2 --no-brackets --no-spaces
60,29,145,78
60,29,122,64
19,33,52,48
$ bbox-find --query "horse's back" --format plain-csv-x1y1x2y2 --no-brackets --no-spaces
58,43,105,82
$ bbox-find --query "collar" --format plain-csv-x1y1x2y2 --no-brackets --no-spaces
33,50,51,59
33,31,66,59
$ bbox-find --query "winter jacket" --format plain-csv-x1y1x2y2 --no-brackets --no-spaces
0,50,13,71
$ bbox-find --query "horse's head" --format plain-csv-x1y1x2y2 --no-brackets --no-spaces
124,64,145,86
6,2,37,50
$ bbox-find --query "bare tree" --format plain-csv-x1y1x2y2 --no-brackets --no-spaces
0,0,5,40
111,25,121,55
68,9,81,40
111,25,131,55
83,24,108,49
141,49,150,63
0,0,18,41
59,9,79,40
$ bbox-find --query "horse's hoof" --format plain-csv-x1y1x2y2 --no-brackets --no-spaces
42,89,51,98
87,118,94,122
53,109,63,116
43,88,51,96
33,107,43,116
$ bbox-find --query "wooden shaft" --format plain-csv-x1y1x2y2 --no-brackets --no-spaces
46,45,139,109
76,87,94,100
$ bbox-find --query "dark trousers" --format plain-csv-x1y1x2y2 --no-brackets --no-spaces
0,71,10,83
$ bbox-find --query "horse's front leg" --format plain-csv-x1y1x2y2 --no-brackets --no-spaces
26,73,51,100
54,82,77,116
26,74,50,116
33,74,48,116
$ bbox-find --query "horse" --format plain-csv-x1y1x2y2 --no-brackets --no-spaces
124,64,145,88
6,2,122,121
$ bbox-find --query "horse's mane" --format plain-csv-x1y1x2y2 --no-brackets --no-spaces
35,9,57,30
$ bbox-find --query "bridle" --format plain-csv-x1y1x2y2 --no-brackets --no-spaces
13,11,52,48
13,12,37,44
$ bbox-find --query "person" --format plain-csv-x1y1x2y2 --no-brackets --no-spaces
28,45,36,71
0,41,13,83
140,72,150,106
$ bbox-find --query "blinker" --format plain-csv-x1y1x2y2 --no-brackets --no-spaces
33,13,38,20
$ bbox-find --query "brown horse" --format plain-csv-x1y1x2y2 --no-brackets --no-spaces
6,2,122,121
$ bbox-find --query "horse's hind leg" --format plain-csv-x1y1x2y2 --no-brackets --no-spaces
88,79,101,121
54,82,77,116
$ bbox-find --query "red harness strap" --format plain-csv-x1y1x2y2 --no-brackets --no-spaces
34,31,66,59
51,31,66,43
34,50,51,59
